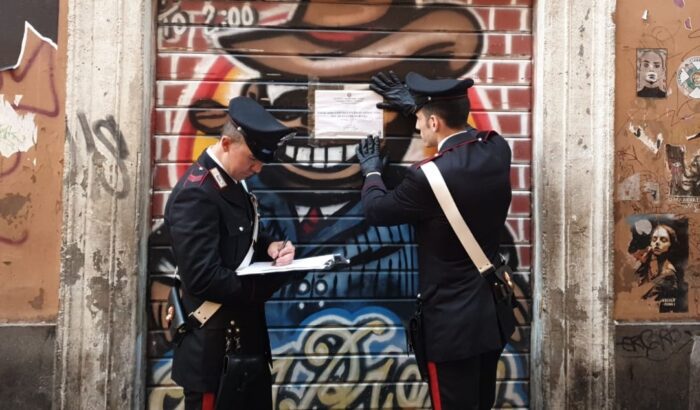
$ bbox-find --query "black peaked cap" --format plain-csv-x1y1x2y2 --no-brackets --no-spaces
405,72,474,111
227,96,295,163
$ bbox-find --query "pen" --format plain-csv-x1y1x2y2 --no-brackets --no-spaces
273,238,288,266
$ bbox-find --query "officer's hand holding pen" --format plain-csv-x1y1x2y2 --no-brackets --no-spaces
269,239,295,266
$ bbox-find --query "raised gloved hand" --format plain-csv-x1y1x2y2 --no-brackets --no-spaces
370,71,416,116
355,135,384,177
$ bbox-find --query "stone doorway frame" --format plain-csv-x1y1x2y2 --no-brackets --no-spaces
531,0,617,408
54,0,155,408
54,0,619,408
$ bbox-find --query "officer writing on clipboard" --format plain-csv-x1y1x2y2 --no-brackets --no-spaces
164,96,296,410
356,72,514,409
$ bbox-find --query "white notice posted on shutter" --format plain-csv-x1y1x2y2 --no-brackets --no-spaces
314,90,383,139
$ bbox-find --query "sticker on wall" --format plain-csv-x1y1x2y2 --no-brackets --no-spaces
624,214,689,313
636,48,668,98
0,97,38,157
643,182,661,205
628,123,663,154
666,144,700,201
618,174,641,201
677,56,700,99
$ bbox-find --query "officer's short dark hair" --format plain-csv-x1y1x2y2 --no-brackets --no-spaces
227,96,295,162
221,117,244,143
421,98,469,129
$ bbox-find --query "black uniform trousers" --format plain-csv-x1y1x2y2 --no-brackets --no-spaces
183,364,273,410
427,348,504,410
184,391,215,410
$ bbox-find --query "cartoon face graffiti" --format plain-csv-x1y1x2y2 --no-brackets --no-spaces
151,2,531,408
214,1,483,81
210,0,484,192
167,1,488,250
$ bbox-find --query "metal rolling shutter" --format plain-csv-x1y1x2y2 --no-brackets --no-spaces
148,1,533,408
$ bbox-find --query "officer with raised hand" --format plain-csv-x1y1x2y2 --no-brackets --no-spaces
357,71,515,410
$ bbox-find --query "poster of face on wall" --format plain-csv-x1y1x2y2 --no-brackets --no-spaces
636,48,668,99
616,214,691,317
666,144,700,201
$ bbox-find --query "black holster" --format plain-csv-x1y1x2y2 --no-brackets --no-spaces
166,275,189,346
482,259,517,345
215,322,268,410
407,294,429,381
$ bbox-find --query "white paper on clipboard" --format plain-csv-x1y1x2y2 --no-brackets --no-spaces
236,253,350,276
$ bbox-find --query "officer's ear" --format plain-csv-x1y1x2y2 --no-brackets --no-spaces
220,134,233,151
429,114,440,132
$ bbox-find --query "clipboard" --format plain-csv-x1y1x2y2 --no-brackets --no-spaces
236,253,350,276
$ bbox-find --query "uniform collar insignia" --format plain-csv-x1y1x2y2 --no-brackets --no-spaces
209,167,228,189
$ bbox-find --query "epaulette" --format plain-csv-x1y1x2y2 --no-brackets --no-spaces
413,130,496,169
477,130,497,141
412,153,442,169
183,164,209,187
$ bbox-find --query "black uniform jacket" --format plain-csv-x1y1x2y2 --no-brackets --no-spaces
164,150,287,392
361,128,512,362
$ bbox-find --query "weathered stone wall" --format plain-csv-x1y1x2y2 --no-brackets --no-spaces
531,0,617,408
54,0,153,408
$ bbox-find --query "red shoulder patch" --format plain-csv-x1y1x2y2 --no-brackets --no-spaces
183,167,209,187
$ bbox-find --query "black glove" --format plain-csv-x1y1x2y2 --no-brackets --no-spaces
370,71,416,116
355,135,384,177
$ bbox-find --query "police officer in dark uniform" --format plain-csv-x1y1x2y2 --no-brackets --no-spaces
165,96,297,410
357,72,514,409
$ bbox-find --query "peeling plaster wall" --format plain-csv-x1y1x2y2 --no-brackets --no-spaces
0,0,66,408
0,0,66,322
614,1,700,408
614,0,700,321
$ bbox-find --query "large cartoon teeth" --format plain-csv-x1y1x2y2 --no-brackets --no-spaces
327,146,344,162
295,205,309,223
285,145,295,158
283,144,357,167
